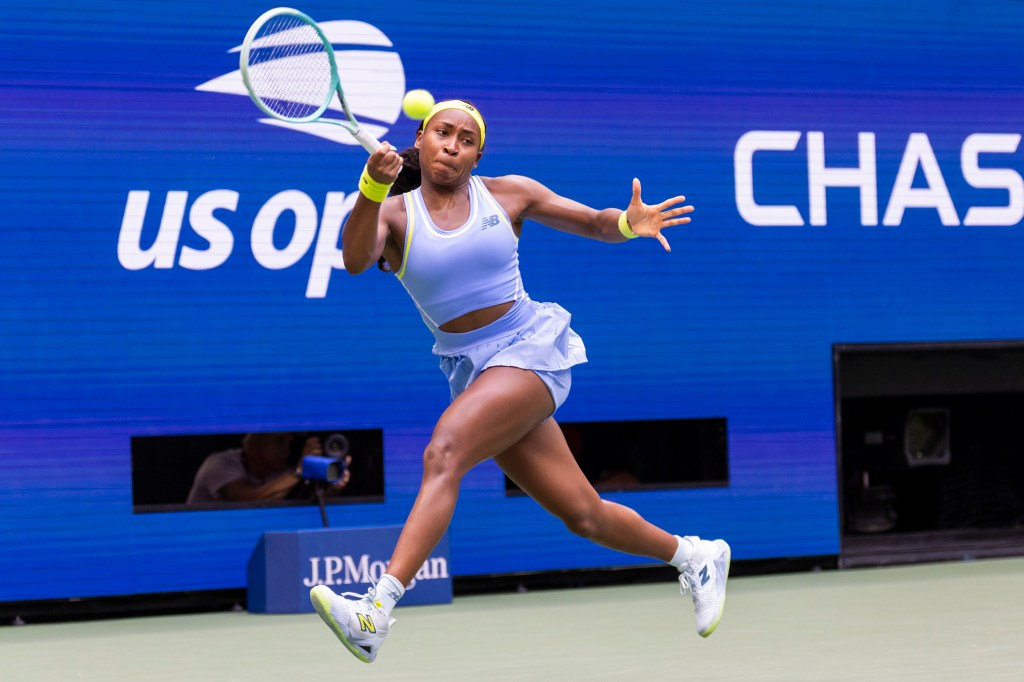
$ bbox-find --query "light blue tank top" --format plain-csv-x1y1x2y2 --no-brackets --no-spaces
396,176,526,332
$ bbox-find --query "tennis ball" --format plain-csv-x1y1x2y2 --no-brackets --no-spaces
402,89,435,120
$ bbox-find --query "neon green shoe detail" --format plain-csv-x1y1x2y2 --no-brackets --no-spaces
310,585,395,663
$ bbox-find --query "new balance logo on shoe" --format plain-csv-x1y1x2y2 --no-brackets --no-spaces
310,585,394,663
678,539,731,638
357,613,377,633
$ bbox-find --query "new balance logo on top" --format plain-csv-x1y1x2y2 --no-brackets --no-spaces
481,214,499,228
699,564,710,586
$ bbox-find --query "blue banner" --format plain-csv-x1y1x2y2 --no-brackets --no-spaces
2,0,1023,602
248,527,451,613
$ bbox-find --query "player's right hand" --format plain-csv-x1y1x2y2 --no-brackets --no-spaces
367,142,403,184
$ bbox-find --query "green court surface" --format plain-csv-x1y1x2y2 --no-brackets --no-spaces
2,558,1022,681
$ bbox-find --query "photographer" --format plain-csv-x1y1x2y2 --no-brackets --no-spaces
186,432,351,504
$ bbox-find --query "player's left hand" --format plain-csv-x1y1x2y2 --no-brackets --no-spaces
624,177,693,252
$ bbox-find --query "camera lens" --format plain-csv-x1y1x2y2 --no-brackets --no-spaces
324,433,349,458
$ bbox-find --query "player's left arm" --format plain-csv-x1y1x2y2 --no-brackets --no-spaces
487,175,692,251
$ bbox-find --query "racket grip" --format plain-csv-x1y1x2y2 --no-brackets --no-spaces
351,126,382,154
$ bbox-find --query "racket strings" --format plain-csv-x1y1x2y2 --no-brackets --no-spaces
247,16,334,121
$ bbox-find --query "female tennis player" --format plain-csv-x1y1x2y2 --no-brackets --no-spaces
310,100,731,663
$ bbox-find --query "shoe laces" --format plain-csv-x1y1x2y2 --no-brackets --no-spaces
338,585,392,624
679,571,696,596
338,585,379,606
679,558,710,597
339,590,367,600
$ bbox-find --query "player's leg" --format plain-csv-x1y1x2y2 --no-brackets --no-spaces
386,366,557,584
494,417,731,637
311,365,556,662
496,417,678,560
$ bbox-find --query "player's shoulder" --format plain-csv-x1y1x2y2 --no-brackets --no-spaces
481,174,546,195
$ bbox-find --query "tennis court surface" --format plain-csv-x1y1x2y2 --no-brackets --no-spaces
3,557,1021,681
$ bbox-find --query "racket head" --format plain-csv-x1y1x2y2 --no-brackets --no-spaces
239,7,347,126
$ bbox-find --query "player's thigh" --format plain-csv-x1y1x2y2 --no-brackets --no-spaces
431,365,556,474
494,417,602,522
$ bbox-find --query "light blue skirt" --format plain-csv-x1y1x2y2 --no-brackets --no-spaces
432,297,588,410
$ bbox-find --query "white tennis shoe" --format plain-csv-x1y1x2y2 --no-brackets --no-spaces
679,538,731,637
310,584,395,663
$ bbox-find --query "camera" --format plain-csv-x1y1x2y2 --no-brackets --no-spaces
300,433,349,484
323,432,350,458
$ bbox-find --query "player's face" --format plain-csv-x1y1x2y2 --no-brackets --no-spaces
416,110,483,184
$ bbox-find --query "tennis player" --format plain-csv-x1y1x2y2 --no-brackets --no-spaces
310,100,731,663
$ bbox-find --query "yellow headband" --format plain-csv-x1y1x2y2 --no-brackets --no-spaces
423,100,486,148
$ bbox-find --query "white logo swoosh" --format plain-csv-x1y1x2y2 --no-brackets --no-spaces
196,20,405,145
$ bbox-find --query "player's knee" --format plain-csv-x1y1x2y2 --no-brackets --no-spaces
562,502,602,540
421,436,463,480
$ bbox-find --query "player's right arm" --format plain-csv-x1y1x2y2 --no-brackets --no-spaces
342,144,404,274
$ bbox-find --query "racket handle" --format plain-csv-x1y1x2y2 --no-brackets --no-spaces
351,126,382,154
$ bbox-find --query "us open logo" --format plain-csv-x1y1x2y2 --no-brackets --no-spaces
116,20,407,297
196,19,406,145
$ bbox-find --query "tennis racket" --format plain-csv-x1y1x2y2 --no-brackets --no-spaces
240,7,382,153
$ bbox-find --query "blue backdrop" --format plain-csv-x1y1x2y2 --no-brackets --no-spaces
2,0,1023,602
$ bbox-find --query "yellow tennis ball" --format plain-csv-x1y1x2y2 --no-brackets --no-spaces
402,89,435,120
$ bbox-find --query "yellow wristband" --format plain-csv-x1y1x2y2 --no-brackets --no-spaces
359,165,393,203
618,211,638,239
